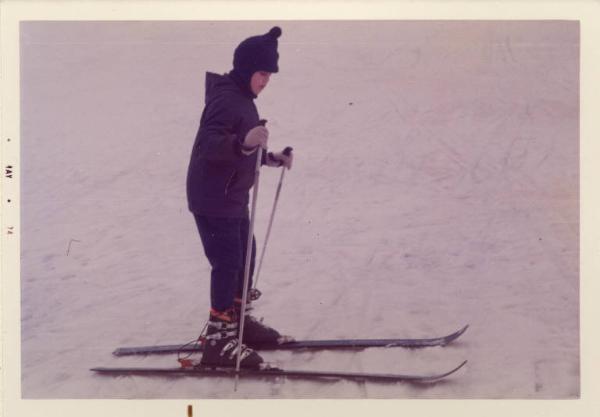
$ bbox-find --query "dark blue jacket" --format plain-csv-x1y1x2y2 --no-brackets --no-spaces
186,72,264,217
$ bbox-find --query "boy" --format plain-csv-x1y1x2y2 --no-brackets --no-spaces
186,26,293,369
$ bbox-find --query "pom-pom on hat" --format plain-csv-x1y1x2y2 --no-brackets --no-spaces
232,26,282,85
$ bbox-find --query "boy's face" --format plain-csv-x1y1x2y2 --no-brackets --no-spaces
250,71,272,95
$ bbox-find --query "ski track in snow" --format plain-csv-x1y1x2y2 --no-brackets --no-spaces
19,21,579,399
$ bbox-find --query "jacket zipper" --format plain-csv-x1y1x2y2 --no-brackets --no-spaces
224,171,236,195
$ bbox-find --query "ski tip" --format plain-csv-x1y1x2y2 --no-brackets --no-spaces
452,324,470,338
455,360,468,373
439,324,470,347
435,360,468,381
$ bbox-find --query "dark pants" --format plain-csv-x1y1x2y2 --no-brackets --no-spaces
193,215,256,312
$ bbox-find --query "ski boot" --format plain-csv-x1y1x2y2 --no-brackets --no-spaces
234,297,294,348
199,308,263,369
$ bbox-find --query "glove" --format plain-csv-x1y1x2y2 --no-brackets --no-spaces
267,149,293,170
242,125,269,154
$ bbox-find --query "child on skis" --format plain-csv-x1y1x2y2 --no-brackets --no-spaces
186,26,293,369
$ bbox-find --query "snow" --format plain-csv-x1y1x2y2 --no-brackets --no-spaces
19,20,579,399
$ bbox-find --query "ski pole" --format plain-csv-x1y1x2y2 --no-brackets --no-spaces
235,120,267,389
253,146,293,292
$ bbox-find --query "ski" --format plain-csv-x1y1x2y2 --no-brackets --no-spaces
112,325,468,356
91,360,467,384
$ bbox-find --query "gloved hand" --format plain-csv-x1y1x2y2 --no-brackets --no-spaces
242,125,269,153
267,148,293,170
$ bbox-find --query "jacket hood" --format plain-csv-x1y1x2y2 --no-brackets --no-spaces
204,72,255,103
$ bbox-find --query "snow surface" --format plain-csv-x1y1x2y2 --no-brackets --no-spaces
20,20,579,399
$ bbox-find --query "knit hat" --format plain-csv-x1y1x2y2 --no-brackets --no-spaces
232,26,282,86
